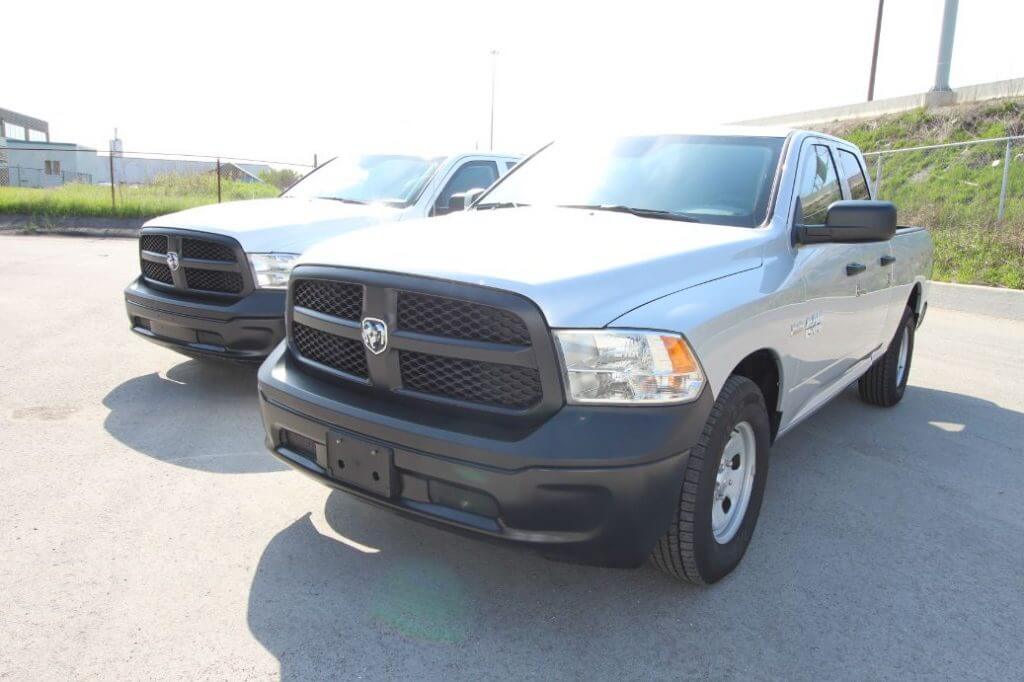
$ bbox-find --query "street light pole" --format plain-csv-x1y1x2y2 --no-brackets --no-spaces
867,0,884,101
932,0,959,92
489,49,499,150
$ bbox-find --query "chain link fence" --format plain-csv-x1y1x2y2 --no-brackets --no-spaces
0,147,315,218
3,166,93,187
867,135,1023,224
865,135,1024,287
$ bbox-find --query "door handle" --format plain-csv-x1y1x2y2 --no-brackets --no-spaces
846,263,867,276
880,255,896,266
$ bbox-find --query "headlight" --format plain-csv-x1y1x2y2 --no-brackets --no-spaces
554,329,705,404
248,253,299,289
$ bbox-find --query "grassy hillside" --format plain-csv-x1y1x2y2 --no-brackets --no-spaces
0,173,279,221
819,99,1024,288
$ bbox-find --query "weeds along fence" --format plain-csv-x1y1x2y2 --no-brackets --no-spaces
0,146,315,218
865,135,1024,288
866,135,1024,223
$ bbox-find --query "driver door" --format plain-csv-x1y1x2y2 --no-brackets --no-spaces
789,141,874,411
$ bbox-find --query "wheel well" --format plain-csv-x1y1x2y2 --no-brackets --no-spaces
731,350,782,442
907,283,923,322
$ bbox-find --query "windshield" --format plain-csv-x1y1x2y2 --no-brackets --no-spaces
285,154,443,206
478,135,785,227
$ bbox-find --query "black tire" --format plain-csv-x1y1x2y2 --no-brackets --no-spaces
651,375,772,584
858,305,915,407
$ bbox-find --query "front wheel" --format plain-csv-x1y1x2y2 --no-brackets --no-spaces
651,375,771,584
858,305,915,407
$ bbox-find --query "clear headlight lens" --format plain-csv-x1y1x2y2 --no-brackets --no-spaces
554,329,705,404
248,253,299,289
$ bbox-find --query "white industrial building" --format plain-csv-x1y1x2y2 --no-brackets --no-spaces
3,139,99,187
93,156,271,185
1,107,270,188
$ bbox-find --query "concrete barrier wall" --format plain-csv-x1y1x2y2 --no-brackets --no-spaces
737,77,1024,129
928,282,1024,321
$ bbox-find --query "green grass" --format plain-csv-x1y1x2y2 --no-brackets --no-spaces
819,100,1024,288
0,173,279,220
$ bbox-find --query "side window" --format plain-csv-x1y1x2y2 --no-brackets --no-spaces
435,161,499,213
795,144,842,226
504,160,517,172
838,149,871,200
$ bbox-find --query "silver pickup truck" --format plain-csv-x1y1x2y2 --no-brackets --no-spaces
256,128,933,583
124,152,518,362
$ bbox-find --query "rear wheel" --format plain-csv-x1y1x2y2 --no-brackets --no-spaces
858,305,915,407
651,375,771,584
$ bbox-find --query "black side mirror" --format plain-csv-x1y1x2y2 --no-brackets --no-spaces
446,193,467,213
445,188,487,214
798,200,896,244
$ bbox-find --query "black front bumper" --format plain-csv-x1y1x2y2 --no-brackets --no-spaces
257,343,713,567
125,277,286,361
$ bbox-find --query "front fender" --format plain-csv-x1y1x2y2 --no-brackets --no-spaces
607,266,799,406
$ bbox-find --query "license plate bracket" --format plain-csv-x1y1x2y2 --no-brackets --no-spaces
326,431,395,498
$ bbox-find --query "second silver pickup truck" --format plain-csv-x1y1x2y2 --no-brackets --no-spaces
256,128,933,584
124,152,518,362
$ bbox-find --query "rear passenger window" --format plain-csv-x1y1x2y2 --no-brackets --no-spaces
838,149,871,200
795,144,842,226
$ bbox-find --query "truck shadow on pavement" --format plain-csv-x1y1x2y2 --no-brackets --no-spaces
102,359,286,474
244,384,1024,679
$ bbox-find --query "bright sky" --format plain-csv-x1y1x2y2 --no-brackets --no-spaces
6,0,1022,166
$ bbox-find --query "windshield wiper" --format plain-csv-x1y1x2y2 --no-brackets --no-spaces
474,201,526,210
559,204,702,223
317,196,368,205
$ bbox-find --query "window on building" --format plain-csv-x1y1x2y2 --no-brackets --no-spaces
4,122,26,140
838,149,871,200
795,144,841,226
28,129,47,142
44,160,62,176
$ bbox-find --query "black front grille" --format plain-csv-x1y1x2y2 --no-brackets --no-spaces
185,268,243,293
294,279,363,320
141,259,173,284
293,322,369,378
182,238,235,262
400,351,542,409
398,292,531,346
140,234,168,254
288,269,557,415
139,231,247,298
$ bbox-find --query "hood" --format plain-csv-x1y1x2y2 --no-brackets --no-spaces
298,207,767,327
142,197,405,254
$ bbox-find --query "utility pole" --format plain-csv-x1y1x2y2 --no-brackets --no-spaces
108,151,116,211
489,49,499,150
867,0,884,101
109,127,121,211
932,0,959,92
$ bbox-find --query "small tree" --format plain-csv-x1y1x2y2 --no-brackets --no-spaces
260,168,303,191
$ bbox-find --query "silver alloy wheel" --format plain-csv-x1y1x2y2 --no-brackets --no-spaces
712,421,757,544
896,326,909,386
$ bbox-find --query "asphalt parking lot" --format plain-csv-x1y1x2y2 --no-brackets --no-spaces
2,233,1022,680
